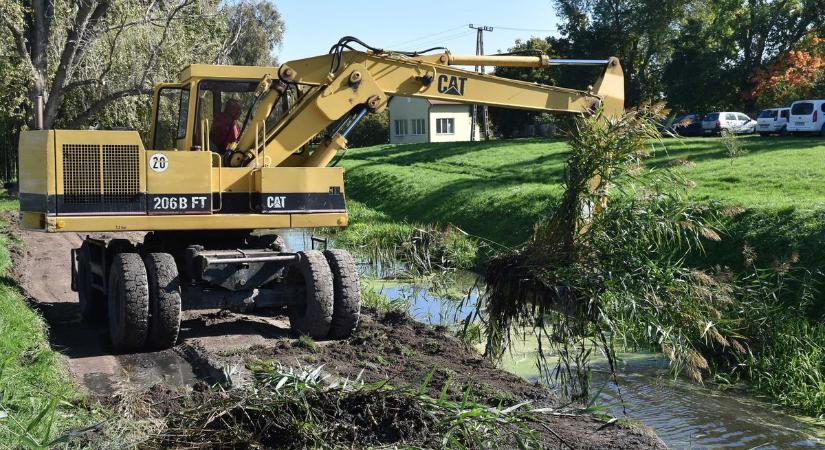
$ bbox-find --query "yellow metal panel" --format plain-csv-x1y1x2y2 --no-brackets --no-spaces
291,213,348,228
213,167,256,192
18,130,54,196
53,130,146,195
179,64,279,82
46,214,291,232
255,167,345,193
146,151,212,194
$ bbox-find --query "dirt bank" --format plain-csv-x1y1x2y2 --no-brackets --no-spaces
10,216,666,449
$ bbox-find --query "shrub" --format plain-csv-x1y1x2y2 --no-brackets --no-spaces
346,111,389,148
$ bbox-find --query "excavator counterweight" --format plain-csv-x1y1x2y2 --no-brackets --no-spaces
17,38,624,352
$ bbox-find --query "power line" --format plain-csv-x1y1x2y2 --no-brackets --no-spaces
489,26,555,33
403,30,474,50
388,25,467,48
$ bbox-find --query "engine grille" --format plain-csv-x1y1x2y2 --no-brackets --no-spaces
61,144,143,213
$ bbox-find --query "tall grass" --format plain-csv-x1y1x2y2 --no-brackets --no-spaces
0,196,95,448
331,200,478,275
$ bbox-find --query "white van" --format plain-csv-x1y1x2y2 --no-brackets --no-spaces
756,108,790,136
787,100,825,135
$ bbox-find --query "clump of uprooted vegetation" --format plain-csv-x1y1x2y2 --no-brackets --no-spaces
137,363,550,449
480,104,825,412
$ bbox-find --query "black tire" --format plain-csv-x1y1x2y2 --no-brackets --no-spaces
820,124,825,137
107,253,150,351
144,253,182,350
287,250,333,339
76,243,107,326
758,132,769,137
324,249,361,339
107,238,135,254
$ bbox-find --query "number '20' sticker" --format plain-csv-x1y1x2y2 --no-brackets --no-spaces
149,153,169,173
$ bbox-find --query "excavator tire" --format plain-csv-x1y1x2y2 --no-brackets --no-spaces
324,249,361,339
108,253,150,352
107,238,135,255
77,242,107,326
288,250,333,339
144,253,182,350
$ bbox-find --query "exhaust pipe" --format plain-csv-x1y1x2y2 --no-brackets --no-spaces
34,95,44,130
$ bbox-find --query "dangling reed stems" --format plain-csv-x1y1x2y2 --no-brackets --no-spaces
480,103,739,401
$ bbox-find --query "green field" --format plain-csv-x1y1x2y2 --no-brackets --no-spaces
342,135,825,247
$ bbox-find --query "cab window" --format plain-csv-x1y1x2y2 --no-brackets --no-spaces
194,80,258,152
153,85,189,150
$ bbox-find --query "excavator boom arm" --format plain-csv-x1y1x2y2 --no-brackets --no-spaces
237,50,623,168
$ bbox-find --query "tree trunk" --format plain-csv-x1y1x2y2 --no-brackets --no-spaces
23,0,52,128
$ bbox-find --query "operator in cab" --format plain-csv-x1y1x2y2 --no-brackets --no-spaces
210,98,242,154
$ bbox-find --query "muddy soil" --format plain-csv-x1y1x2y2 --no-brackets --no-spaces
10,216,666,449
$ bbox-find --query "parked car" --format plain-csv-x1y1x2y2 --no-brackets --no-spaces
702,112,757,135
756,107,790,136
787,100,825,136
667,113,704,137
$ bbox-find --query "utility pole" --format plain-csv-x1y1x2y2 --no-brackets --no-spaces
469,24,492,141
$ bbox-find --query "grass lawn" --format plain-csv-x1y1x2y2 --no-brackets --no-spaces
342,139,568,247
0,194,93,447
649,136,825,209
342,135,825,245
342,135,825,313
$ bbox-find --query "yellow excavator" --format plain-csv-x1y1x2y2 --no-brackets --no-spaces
17,37,624,351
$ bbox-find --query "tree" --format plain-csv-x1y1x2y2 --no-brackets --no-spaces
731,0,824,110
345,110,389,148
490,37,559,137
216,0,284,67
661,2,742,113
553,0,693,106
0,0,284,131
748,34,825,108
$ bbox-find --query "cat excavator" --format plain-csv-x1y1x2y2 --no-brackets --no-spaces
17,37,624,351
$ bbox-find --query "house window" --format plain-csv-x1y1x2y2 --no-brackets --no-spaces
411,119,426,135
436,118,454,134
394,119,408,136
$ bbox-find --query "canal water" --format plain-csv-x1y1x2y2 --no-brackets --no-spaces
281,229,825,449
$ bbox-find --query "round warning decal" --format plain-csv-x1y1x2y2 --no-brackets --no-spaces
149,153,169,173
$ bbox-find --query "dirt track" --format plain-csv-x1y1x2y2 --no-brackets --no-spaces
12,220,666,449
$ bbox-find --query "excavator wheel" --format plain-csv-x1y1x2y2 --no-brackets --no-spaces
144,253,182,350
324,249,361,339
107,253,150,352
76,242,107,326
107,238,135,255
287,250,333,339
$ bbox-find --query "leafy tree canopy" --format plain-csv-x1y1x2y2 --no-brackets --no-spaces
0,0,284,135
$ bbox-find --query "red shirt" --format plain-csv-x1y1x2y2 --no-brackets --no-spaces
210,111,239,152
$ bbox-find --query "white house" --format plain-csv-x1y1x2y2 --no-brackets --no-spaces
387,96,481,144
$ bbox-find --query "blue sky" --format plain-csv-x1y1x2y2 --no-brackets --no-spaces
274,0,560,63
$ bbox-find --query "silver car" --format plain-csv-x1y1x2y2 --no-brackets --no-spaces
702,112,757,136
